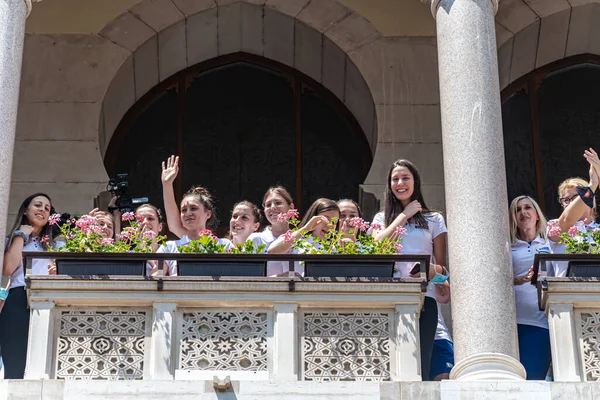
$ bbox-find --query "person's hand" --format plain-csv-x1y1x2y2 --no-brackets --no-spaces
401,200,422,220
48,263,57,275
589,164,599,190
584,148,600,183
18,224,34,236
161,155,179,184
88,208,99,217
514,267,534,285
302,215,330,232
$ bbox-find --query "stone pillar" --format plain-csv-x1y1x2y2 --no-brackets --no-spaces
149,302,176,379
0,0,31,274
394,304,421,381
24,301,55,379
431,0,526,380
272,303,298,380
547,303,583,381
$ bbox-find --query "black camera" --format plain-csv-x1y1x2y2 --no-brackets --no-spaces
107,173,149,213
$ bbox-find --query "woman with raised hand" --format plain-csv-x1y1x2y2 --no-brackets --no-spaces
0,193,60,378
547,149,600,276
509,195,553,380
370,159,448,382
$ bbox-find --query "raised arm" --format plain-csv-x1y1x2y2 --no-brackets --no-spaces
374,200,421,241
161,155,186,238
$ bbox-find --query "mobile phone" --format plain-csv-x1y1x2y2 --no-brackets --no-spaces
409,263,421,275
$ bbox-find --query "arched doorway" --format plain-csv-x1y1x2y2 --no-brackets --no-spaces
104,53,373,233
502,55,600,219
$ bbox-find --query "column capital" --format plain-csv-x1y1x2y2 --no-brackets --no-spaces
426,0,499,19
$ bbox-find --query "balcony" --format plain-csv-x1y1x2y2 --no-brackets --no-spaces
21,252,429,383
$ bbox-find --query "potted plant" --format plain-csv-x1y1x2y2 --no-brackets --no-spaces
49,212,165,275
549,220,600,277
177,230,268,276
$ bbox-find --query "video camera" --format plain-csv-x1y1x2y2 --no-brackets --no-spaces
107,173,149,213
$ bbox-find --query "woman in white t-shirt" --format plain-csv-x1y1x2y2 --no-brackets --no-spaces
1,193,59,379
547,149,600,276
509,195,553,380
370,159,448,381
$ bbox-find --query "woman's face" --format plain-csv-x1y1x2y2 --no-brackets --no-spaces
560,187,590,220
339,201,359,234
24,196,51,230
263,193,290,225
230,205,260,243
313,209,340,240
96,215,114,239
137,207,162,235
181,196,211,233
390,166,414,204
515,199,539,234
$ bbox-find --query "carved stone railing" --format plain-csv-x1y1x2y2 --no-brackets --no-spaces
23,253,428,382
536,254,600,382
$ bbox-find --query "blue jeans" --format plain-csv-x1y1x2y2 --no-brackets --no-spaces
517,324,551,380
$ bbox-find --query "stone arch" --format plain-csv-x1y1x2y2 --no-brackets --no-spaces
495,0,600,90
98,0,381,161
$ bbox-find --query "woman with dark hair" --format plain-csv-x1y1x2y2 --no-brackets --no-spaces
229,201,261,246
337,199,362,239
370,159,448,381
0,193,59,378
268,198,340,275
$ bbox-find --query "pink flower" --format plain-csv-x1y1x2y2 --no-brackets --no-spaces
118,227,136,241
40,235,49,245
143,230,157,240
122,212,135,221
101,238,114,246
395,243,403,253
348,217,370,232
90,225,104,235
75,215,96,232
548,219,559,228
199,229,213,237
548,227,561,237
283,230,295,243
371,223,382,231
568,226,579,237
277,207,300,222
48,214,61,226
394,226,407,236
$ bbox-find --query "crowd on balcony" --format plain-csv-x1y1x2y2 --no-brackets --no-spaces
2,148,600,382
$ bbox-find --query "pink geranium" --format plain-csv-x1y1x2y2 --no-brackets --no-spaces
394,226,408,236
143,230,157,240
277,206,300,222
122,212,135,221
348,217,370,232
371,223,382,231
568,226,579,237
48,214,61,226
283,230,295,243
101,238,114,246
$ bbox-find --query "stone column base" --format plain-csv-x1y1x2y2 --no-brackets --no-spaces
450,353,526,381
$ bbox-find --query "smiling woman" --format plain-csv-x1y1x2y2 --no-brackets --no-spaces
0,193,60,379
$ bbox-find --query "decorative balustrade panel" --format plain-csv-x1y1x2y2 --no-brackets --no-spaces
56,310,147,380
179,311,268,371
301,312,391,381
578,310,600,381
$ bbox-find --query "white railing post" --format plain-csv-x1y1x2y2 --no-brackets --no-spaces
273,303,298,381
149,302,177,379
548,303,583,381
394,304,421,381
24,301,55,379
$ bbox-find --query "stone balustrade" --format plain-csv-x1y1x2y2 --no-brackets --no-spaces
23,255,426,382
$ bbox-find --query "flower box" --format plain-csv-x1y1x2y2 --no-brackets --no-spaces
567,261,600,278
55,259,146,276
177,260,267,277
304,260,395,278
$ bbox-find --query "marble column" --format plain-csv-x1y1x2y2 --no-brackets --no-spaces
0,0,31,275
431,0,526,380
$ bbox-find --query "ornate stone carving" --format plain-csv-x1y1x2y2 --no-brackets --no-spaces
56,310,147,380
579,311,600,381
179,311,268,371
302,312,391,381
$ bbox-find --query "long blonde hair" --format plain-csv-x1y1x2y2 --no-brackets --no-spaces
509,195,548,243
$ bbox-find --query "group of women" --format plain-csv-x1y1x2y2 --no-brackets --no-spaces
3,148,598,382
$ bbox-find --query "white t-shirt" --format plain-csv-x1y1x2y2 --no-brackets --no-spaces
511,235,552,329
434,303,452,342
158,235,234,276
250,228,288,276
371,211,448,299
548,218,599,277
5,236,65,288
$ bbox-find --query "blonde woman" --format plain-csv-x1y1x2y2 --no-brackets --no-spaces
509,195,552,380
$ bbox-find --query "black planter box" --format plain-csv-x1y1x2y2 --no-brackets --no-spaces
567,261,600,278
304,261,395,278
177,261,267,277
55,259,146,276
